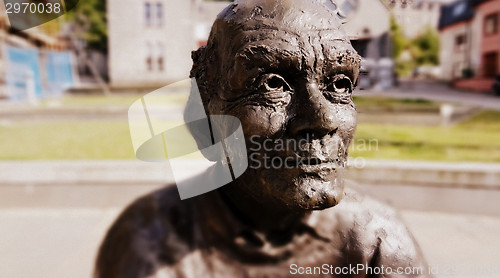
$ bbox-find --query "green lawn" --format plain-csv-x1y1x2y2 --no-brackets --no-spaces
351,110,500,162
1,95,499,162
353,96,440,113
0,121,135,160
40,93,189,108
41,94,432,111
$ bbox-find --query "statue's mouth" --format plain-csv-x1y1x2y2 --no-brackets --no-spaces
247,136,348,171
297,157,336,166
283,156,344,170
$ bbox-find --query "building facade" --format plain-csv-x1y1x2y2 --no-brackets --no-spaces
476,0,500,78
439,0,480,80
341,0,394,88
108,0,394,88
107,0,227,88
439,0,500,91
0,3,70,100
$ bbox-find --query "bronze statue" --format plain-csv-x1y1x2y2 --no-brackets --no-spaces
95,0,430,277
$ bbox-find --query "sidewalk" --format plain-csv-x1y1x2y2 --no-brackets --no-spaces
0,184,498,278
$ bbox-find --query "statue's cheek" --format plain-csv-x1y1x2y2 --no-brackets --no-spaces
238,106,287,138
338,106,357,143
340,106,357,129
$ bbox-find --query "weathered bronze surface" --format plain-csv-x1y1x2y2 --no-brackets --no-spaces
95,0,430,277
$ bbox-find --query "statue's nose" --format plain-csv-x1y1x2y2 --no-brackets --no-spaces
288,82,339,140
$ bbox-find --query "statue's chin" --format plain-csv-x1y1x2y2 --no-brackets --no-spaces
243,165,346,211
282,177,345,211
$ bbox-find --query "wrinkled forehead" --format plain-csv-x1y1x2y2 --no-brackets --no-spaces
211,1,356,63
231,28,355,59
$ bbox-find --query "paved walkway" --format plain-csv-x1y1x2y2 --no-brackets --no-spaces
0,183,498,278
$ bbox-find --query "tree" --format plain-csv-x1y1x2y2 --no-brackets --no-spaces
390,15,407,59
65,0,107,53
63,0,109,93
390,15,414,76
411,27,440,66
390,16,441,77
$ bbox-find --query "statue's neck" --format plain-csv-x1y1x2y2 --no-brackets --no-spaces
217,181,309,234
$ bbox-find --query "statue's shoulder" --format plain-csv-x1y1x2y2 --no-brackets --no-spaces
335,187,402,227
94,184,194,278
315,187,402,231
103,184,191,238
317,188,430,276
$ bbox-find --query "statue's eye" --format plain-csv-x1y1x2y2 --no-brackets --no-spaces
326,75,352,94
262,74,292,92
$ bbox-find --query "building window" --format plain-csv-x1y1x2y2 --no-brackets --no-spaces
157,42,164,71
455,34,466,51
146,42,153,71
145,2,152,26
483,52,498,77
156,3,163,26
145,42,165,72
146,57,153,71
484,13,499,36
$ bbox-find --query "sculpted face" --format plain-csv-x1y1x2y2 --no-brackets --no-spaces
191,0,361,211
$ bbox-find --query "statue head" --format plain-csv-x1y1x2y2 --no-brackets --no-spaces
190,0,361,211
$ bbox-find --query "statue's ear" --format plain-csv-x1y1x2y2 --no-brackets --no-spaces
186,60,220,161
190,46,207,80
188,46,224,161
190,46,211,104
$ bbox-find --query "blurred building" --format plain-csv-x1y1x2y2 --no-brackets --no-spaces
107,0,227,88
344,0,392,60
342,0,394,89
0,4,73,100
108,0,397,89
387,0,448,38
439,0,500,92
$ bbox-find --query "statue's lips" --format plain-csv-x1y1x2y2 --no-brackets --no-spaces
277,146,345,169
284,156,343,170
296,157,335,166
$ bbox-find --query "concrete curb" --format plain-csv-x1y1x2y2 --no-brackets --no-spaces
0,160,499,189
347,160,500,189
0,161,174,185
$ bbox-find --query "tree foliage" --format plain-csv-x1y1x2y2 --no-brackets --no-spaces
390,15,407,59
66,0,107,53
390,15,440,76
411,27,440,66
